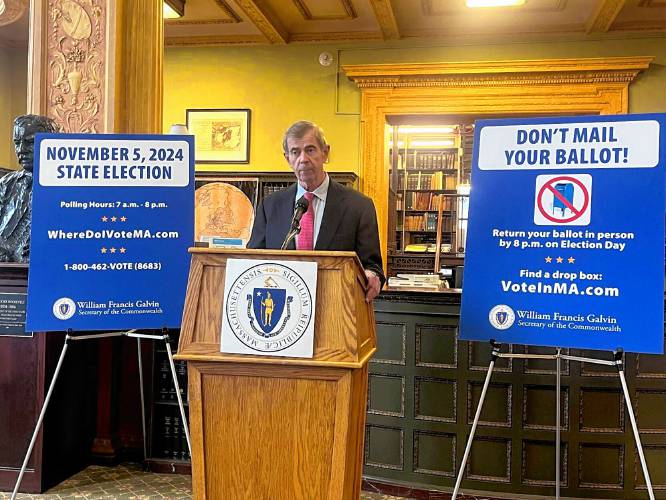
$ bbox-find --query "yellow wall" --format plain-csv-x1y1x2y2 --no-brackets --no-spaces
165,37,666,176
0,47,27,169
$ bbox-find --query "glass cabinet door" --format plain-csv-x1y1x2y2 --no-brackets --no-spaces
387,122,472,277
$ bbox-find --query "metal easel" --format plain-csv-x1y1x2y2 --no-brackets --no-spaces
452,340,655,500
11,328,191,500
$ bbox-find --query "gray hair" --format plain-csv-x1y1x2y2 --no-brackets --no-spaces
282,120,327,154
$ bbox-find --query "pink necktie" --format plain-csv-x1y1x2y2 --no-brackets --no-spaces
296,192,314,250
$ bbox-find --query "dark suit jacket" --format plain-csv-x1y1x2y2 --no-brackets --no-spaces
248,180,385,286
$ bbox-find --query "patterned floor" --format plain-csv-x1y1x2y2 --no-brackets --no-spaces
0,463,405,499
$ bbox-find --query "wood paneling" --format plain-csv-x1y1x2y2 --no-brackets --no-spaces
177,250,376,499
366,291,666,498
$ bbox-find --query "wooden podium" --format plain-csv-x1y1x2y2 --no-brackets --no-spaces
175,248,377,499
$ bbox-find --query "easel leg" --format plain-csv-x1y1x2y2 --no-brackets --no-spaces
164,334,192,457
615,350,655,500
452,341,500,499
11,334,71,500
137,337,148,462
555,347,562,500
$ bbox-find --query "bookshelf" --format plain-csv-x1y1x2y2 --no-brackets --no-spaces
146,329,191,473
387,123,472,279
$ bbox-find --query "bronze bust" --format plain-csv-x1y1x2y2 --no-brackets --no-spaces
0,114,58,262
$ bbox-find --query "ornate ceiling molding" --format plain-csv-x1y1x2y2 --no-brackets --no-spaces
638,0,666,6
165,34,266,47
368,0,400,40
290,30,382,42
234,0,289,44
292,0,357,20
166,18,238,25
586,0,627,33
0,0,27,27
342,57,653,88
215,0,242,22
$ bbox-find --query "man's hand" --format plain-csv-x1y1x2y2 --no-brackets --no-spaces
364,269,381,302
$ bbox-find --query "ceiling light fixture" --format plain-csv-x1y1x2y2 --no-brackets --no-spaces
163,0,185,19
466,0,526,7
410,140,455,147
398,126,456,135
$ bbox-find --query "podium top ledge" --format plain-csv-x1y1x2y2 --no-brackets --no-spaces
187,247,367,280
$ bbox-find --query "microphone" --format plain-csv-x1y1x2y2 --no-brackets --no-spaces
291,196,309,229
281,195,309,250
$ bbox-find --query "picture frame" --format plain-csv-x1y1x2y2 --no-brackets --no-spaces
186,108,251,164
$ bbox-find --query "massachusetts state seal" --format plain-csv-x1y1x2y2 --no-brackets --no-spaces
225,262,314,353
488,304,515,330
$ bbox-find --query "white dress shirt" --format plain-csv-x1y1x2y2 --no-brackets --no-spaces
295,174,330,247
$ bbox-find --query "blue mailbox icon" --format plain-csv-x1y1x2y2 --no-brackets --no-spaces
552,182,574,216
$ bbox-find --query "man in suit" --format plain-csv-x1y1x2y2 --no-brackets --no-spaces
248,120,384,301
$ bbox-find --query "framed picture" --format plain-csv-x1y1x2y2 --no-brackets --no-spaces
186,108,251,164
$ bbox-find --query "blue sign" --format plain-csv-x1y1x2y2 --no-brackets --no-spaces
460,114,665,354
26,134,194,332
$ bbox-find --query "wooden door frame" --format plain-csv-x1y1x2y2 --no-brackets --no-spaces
342,56,652,269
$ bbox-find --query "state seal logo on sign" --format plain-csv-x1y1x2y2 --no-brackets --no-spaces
53,297,76,320
488,304,515,330
225,263,313,353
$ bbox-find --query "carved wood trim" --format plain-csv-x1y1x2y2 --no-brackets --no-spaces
0,0,27,27
586,0,627,33
234,0,289,44
342,57,651,271
214,0,242,22
165,34,266,47
368,0,400,40
292,0,357,20
30,0,109,133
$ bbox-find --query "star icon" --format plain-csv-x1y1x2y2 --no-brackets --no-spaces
111,216,117,222
256,292,261,296
120,216,127,222
101,216,108,222
545,256,552,263
101,247,107,254
556,257,564,263
120,247,126,253
568,257,575,263
110,247,117,253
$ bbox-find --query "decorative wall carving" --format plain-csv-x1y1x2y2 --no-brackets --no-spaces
46,0,106,132
0,0,28,27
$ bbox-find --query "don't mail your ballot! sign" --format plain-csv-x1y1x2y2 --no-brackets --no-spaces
460,114,665,354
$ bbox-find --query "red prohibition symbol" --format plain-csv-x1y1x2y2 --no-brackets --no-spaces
537,175,590,224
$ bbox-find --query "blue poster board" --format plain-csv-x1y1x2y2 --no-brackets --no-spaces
26,134,194,332
459,114,665,354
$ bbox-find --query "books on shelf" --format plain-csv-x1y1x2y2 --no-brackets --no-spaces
157,355,188,402
388,273,447,289
402,213,452,231
398,151,458,170
400,193,454,211
157,405,191,461
397,171,457,190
